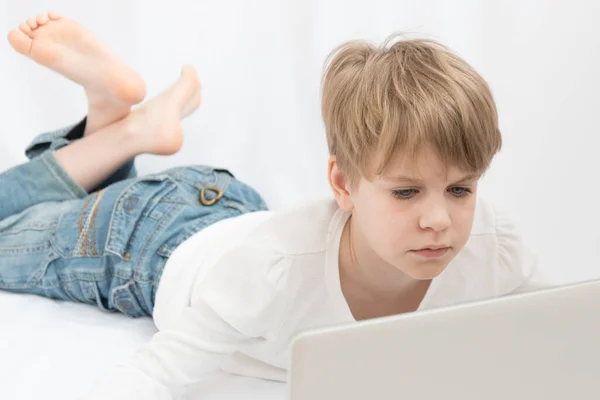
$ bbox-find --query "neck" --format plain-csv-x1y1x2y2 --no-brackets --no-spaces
338,215,432,321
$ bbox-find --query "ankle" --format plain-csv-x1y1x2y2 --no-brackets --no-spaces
111,116,149,156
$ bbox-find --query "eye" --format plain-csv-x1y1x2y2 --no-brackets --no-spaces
392,189,418,199
449,187,471,197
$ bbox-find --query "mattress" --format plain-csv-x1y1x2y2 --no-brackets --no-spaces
0,290,285,399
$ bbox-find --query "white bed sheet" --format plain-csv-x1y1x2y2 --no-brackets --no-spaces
0,291,285,399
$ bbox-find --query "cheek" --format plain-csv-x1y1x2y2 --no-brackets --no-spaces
354,192,397,230
451,202,476,240
358,208,415,251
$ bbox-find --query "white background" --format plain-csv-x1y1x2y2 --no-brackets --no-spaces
1,0,599,286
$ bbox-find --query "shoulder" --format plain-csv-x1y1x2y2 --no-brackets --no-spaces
195,198,338,336
249,198,340,255
453,196,538,295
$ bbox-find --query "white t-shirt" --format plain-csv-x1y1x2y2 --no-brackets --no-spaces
86,197,543,399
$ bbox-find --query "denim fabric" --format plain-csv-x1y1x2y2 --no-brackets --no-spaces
0,121,268,317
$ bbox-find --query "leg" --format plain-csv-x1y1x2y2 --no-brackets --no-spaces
54,66,201,192
0,177,164,318
24,118,138,193
5,11,144,195
0,67,201,220
0,150,87,221
7,12,146,135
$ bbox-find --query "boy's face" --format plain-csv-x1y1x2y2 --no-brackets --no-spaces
340,147,480,280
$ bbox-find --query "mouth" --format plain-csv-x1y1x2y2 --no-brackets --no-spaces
410,246,451,258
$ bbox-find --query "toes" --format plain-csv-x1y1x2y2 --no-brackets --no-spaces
180,65,198,79
19,23,32,35
36,14,50,25
21,13,55,33
27,18,38,30
48,12,62,21
7,29,32,55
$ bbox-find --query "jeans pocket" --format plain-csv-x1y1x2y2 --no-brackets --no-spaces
50,190,115,258
105,174,178,259
50,174,177,260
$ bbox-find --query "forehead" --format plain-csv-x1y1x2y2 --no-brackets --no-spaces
374,146,475,183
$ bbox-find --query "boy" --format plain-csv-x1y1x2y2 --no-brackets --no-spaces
2,13,541,400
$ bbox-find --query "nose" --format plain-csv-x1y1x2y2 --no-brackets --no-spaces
419,199,451,232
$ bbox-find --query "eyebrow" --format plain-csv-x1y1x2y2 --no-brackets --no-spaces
382,173,480,185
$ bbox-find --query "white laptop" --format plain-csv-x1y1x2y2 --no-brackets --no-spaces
289,279,600,400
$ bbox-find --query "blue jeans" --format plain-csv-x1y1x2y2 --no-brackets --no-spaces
0,120,268,317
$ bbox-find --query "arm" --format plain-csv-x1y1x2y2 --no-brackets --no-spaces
511,258,551,294
84,252,292,400
84,301,249,400
494,205,551,295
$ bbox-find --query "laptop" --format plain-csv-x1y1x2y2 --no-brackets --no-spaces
289,279,600,400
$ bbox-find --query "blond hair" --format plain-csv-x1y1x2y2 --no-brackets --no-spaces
321,35,502,183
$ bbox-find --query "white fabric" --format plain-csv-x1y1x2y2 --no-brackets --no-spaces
84,196,541,399
0,290,284,399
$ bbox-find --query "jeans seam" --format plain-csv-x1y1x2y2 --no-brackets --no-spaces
41,152,87,199
134,202,180,282
0,242,49,254
76,189,106,256
41,270,131,284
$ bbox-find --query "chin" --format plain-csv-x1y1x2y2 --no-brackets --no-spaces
403,262,448,280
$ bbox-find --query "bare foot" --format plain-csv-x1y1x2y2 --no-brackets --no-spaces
124,66,201,155
7,12,146,135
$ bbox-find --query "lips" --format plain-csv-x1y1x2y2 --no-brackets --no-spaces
415,245,449,251
410,246,451,258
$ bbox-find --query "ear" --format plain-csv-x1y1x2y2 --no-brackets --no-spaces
328,156,355,212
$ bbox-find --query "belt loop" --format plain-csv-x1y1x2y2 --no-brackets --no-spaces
215,169,231,191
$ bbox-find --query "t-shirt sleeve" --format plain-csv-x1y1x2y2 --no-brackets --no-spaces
84,248,292,400
494,206,549,294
